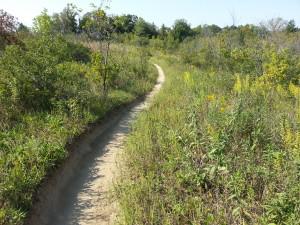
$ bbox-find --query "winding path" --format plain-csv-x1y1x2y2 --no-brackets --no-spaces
26,64,165,225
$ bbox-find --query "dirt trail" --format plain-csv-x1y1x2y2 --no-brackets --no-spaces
26,64,165,225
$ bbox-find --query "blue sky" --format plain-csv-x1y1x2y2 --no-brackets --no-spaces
1,0,300,28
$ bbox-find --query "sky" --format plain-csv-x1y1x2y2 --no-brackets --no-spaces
1,0,300,28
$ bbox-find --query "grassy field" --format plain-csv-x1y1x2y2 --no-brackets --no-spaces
115,55,300,225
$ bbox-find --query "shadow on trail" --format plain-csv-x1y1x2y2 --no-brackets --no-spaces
25,64,165,225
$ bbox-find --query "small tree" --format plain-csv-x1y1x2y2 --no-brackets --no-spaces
172,19,193,42
159,24,169,40
202,24,222,36
33,9,54,34
286,20,298,33
17,23,29,33
134,18,158,38
52,3,80,34
0,9,18,50
83,4,115,96
262,17,288,32
113,14,138,33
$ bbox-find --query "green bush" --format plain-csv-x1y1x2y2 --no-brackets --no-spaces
0,33,156,224
67,42,91,63
0,44,57,110
0,35,93,112
53,62,92,117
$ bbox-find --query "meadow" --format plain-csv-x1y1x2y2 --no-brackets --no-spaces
116,29,300,225
0,4,300,225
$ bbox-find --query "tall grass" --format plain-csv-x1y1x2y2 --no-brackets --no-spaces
115,55,300,225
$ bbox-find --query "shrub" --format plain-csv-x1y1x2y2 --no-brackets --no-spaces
0,32,156,224
0,35,93,112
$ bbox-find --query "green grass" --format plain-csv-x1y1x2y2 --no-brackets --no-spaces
0,45,157,225
115,55,300,225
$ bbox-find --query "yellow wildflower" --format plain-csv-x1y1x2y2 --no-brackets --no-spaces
207,94,216,102
233,74,242,94
183,71,194,87
289,83,300,99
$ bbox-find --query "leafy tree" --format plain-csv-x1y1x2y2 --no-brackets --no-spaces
52,3,80,34
16,23,31,41
134,18,158,38
204,24,222,35
78,12,91,33
193,25,203,35
172,19,193,42
17,23,29,33
82,7,115,95
195,24,222,36
0,9,19,50
33,9,54,34
159,24,169,39
82,9,114,41
61,3,79,33
286,20,298,33
113,14,138,33
52,13,62,33
166,32,178,49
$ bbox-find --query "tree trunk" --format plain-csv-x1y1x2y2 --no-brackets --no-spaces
102,41,110,97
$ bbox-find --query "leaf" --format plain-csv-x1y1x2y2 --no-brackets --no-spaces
228,194,236,200
232,207,241,216
209,166,216,178
242,209,253,219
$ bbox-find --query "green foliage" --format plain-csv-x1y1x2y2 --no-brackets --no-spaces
172,19,193,42
33,9,54,34
0,31,156,224
0,35,90,111
53,62,91,116
53,3,80,34
260,48,300,85
286,20,298,33
113,14,138,33
67,42,91,63
116,28,300,224
195,24,222,36
2,4,300,225
0,44,57,110
134,18,158,38
0,9,19,51
80,8,114,41
34,5,80,35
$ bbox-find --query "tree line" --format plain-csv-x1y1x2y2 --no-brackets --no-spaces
2,4,299,53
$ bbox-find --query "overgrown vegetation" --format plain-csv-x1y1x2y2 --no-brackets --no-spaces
0,6,156,225
116,22,300,225
1,2,300,225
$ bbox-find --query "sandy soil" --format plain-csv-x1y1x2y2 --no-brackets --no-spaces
25,64,165,225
